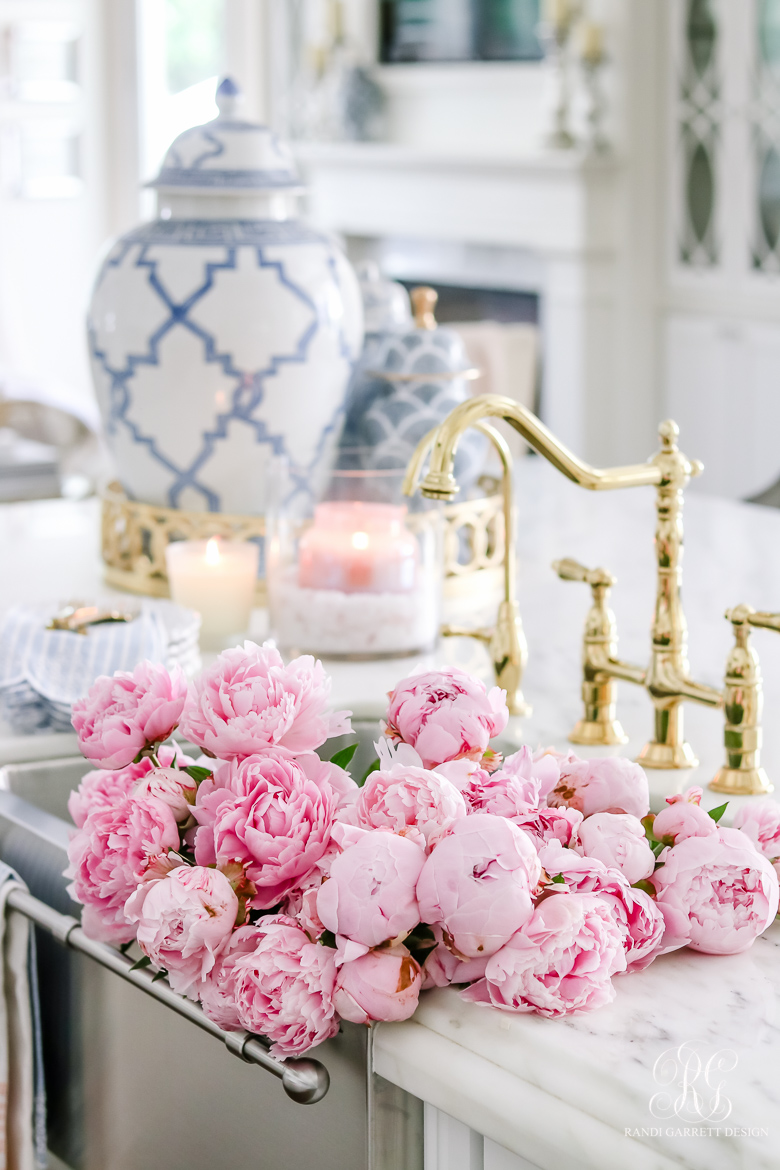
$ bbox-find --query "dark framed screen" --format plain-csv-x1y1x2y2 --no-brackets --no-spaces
379,0,543,63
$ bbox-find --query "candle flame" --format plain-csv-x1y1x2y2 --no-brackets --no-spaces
351,531,369,550
205,538,221,566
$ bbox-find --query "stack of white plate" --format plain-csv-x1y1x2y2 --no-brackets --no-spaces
0,600,202,741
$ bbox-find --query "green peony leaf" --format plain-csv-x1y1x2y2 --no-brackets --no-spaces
632,878,657,896
551,873,566,884
319,929,337,949
329,742,359,771
359,758,381,788
182,764,213,784
128,955,152,972
708,802,728,823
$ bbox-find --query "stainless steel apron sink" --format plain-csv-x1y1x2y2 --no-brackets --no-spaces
0,722,425,1170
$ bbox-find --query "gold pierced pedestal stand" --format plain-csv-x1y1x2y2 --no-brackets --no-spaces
101,481,506,611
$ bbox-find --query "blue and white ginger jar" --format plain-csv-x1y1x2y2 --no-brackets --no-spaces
88,79,363,513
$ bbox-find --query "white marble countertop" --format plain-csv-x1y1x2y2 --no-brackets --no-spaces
3,457,780,1168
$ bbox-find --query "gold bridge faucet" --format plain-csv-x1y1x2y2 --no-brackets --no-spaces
403,395,727,773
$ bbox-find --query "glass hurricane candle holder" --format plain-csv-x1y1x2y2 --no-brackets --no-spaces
267,451,442,659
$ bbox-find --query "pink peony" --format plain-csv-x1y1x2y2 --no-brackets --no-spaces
465,747,560,816
603,884,666,973
650,829,779,955
421,925,490,989
355,763,467,851
732,801,780,868
229,916,339,1056
416,813,540,958
462,893,626,1018
333,944,421,1024
71,661,188,770
317,829,425,947
65,792,180,944
124,866,238,996
548,755,650,820
511,806,583,851
652,787,718,846
281,882,326,940
68,745,191,828
383,666,508,771
577,813,655,884
179,641,351,761
199,752,337,908
134,766,197,822
199,924,266,1031
537,840,664,970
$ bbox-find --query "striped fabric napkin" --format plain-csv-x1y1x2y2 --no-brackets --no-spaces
0,602,200,736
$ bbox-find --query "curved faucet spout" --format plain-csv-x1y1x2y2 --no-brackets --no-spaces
407,395,668,501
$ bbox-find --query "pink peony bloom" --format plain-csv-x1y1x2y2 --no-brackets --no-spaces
416,813,541,958
317,829,425,947
462,892,626,1018
732,801,780,867
548,755,650,820
421,925,490,989
511,806,583,852
333,944,421,1024
355,763,467,851
65,793,180,944
603,884,666,973
179,641,351,761
71,661,189,770
124,866,238,996
68,745,191,828
652,787,718,846
229,916,339,1056
465,747,560,816
650,829,779,955
297,752,358,812
200,752,337,909
199,924,266,1031
577,813,655,884
383,666,508,771
134,766,197,822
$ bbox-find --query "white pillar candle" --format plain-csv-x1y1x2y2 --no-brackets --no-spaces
165,538,259,648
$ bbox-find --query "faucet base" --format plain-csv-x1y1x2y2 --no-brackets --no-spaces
637,740,698,769
709,765,773,796
569,718,628,746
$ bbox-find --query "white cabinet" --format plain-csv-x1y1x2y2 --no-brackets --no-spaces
424,1105,543,1170
665,312,780,499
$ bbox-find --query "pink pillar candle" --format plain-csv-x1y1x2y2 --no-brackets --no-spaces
298,502,419,593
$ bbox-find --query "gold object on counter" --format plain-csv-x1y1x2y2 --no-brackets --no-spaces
102,480,506,607
404,394,668,720
439,422,530,717
554,420,722,768
47,603,137,634
405,396,726,768
550,558,642,744
101,482,268,601
710,605,779,796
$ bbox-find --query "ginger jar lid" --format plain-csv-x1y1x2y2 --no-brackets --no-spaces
148,77,303,195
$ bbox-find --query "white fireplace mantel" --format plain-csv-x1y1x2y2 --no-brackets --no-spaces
294,141,620,258
294,140,643,466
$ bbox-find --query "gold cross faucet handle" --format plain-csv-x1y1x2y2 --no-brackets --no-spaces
710,604,778,796
730,606,780,634
552,558,616,590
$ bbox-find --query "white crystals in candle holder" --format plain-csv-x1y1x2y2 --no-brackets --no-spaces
165,538,259,649
272,567,437,657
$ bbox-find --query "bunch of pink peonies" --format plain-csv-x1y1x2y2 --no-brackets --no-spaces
65,646,780,1055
